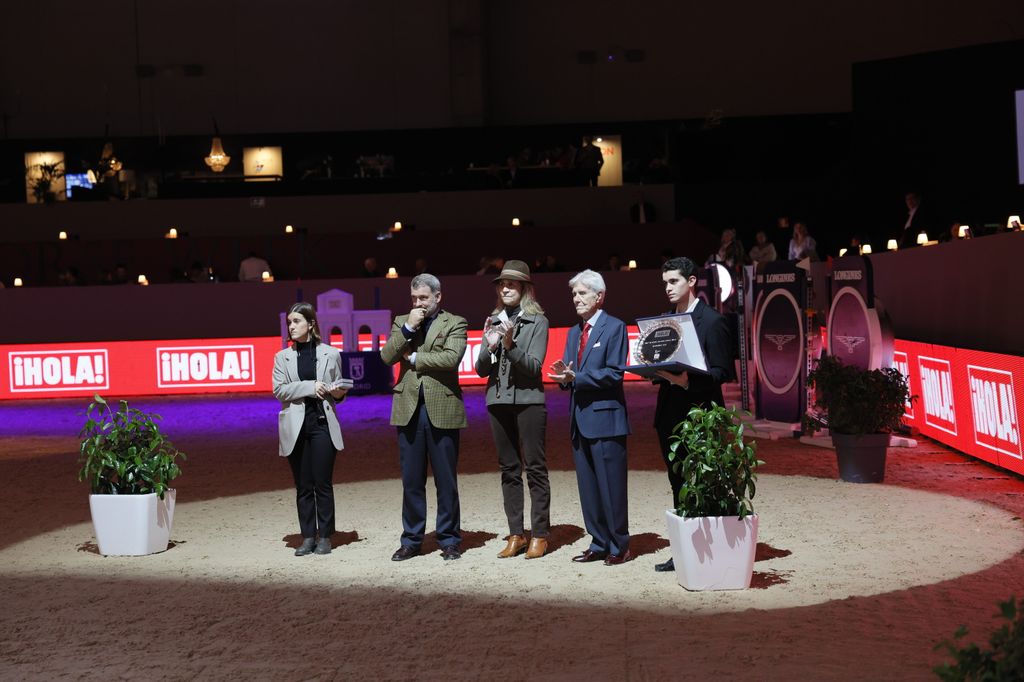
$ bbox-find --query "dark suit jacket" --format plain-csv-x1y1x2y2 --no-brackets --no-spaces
654,300,733,430
561,312,630,440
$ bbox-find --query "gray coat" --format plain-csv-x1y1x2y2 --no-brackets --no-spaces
475,312,549,406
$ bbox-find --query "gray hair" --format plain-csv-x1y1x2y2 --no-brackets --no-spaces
410,273,441,293
568,269,606,294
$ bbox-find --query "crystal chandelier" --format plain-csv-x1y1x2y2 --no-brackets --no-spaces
204,120,231,172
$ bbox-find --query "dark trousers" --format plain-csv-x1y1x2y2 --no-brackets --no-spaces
487,404,550,537
397,401,461,548
572,434,629,556
656,422,685,506
287,422,337,539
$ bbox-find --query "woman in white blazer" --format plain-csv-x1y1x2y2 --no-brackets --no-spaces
272,302,348,556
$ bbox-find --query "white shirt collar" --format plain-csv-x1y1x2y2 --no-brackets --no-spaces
584,309,603,327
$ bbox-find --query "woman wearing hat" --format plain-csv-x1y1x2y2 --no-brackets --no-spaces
475,260,552,559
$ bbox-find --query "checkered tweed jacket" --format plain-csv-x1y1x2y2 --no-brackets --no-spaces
380,310,468,429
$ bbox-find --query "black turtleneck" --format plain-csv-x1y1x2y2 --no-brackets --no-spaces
294,340,321,426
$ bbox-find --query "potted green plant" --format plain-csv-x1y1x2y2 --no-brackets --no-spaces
805,354,912,483
665,403,763,591
78,395,185,556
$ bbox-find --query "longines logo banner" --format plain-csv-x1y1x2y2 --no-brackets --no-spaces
827,255,876,370
897,339,1024,477
753,262,806,422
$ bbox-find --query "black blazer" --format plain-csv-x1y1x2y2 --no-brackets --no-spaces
653,299,734,430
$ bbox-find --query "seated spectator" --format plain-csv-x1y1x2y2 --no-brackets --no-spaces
476,256,504,276
238,251,272,282
362,257,382,278
788,221,818,261
749,230,777,265
606,254,622,272
706,228,747,269
188,261,210,283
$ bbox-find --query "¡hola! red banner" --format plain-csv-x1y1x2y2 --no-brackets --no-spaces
0,327,644,401
893,339,1024,477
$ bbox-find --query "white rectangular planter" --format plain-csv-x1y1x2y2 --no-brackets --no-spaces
89,490,176,556
665,510,758,591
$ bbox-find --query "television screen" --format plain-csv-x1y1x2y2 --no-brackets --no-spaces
65,173,93,198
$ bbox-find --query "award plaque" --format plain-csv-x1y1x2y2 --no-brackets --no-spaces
626,312,709,378
635,318,683,365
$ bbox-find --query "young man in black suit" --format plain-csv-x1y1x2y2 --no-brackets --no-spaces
652,256,735,572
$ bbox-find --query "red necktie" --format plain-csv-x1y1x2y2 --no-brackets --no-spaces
577,322,591,367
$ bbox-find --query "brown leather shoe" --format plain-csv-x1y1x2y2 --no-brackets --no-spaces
525,537,548,559
571,549,608,563
497,534,528,558
604,549,635,566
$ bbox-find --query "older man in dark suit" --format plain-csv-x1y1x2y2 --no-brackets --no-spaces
652,256,734,572
381,273,468,561
549,269,632,565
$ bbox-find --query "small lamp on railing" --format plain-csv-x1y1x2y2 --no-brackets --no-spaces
511,217,520,227
386,267,399,279
261,271,274,283
58,231,68,240
391,221,403,233
13,277,23,287
627,259,638,270
285,224,294,234
861,244,872,254
958,224,970,238
1008,215,1021,231
887,239,898,251
137,274,149,286
165,227,178,239
917,231,928,245
838,248,848,257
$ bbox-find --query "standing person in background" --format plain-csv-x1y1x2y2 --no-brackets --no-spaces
273,302,348,556
381,274,468,562
476,260,552,560
575,137,605,187
548,269,632,566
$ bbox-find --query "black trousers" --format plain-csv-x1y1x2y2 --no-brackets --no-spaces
656,422,685,507
397,401,461,548
488,403,550,537
287,421,337,539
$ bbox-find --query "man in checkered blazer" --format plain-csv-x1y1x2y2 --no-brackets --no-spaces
381,273,468,562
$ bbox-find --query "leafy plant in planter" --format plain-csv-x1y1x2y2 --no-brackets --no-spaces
78,394,185,497
806,354,913,483
668,402,762,519
664,403,763,591
934,595,1024,680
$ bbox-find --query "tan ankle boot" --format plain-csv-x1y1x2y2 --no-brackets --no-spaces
497,534,528,558
525,537,548,559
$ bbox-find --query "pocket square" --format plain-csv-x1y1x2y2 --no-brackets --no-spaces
593,341,602,348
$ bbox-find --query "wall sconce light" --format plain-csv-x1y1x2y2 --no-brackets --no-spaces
627,259,637,270
839,248,848,257
58,231,68,240
916,231,928,245
386,267,399,279
886,239,898,251
13,277,24,287
1008,215,1021,230
137,274,149,286
511,218,520,227
165,227,178,239
285,224,294,234
861,244,872,254
261,271,273,282
958,225,970,238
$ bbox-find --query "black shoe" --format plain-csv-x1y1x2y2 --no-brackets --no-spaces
294,537,316,557
440,544,462,561
654,557,675,572
392,545,421,561
314,537,332,555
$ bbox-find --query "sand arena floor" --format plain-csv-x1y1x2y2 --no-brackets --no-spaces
2,384,1024,681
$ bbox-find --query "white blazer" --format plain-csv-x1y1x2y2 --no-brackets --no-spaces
272,343,346,457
